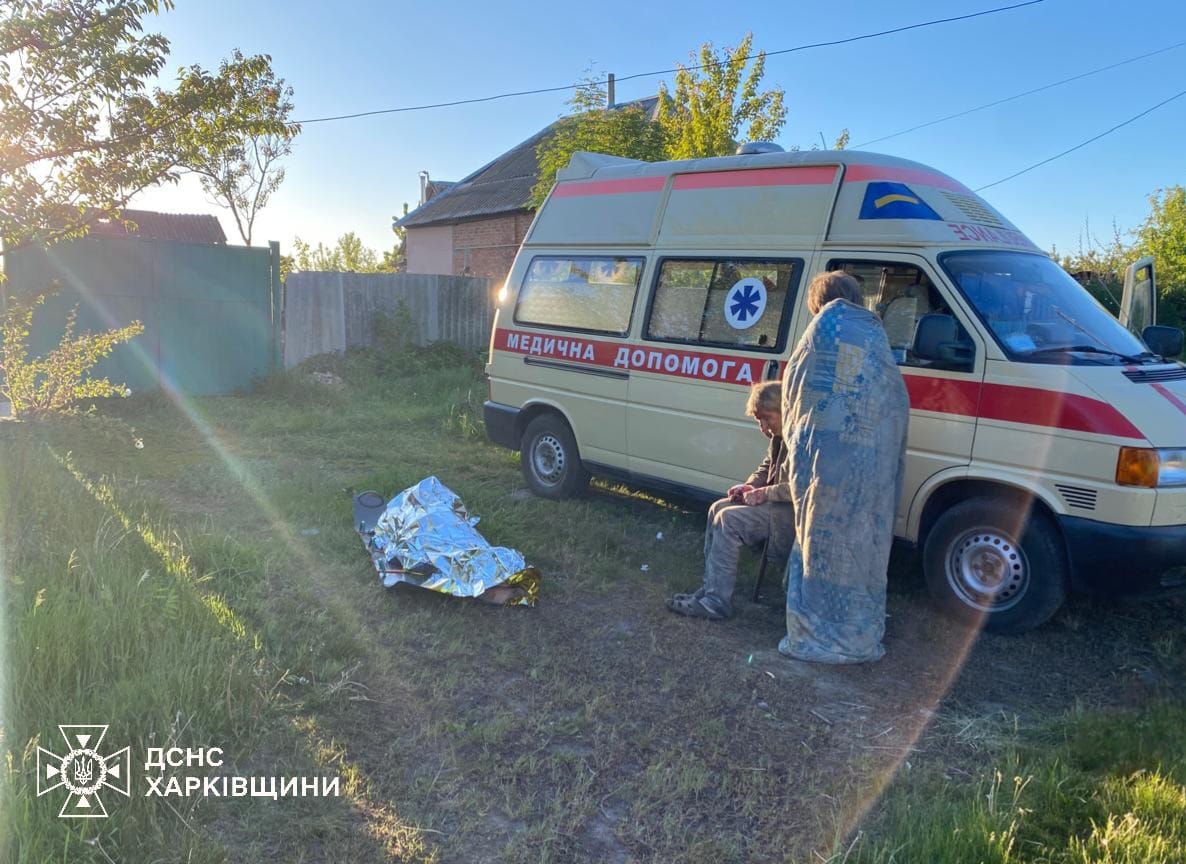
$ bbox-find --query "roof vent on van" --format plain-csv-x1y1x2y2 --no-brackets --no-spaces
735,141,785,155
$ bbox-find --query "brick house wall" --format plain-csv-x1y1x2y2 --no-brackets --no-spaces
451,211,534,281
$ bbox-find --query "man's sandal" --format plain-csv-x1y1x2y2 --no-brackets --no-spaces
666,592,728,620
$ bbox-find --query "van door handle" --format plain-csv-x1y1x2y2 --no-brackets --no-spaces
764,360,780,380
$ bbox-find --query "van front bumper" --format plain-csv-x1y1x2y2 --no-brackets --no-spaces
484,401,520,450
1058,515,1186,595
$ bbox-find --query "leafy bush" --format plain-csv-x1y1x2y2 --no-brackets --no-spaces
371,299,418,354
368,300,483,376
0,291,144,419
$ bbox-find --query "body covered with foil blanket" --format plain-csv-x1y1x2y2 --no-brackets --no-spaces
370,477,539,606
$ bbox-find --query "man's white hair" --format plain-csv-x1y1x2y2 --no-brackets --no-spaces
745,381,781,417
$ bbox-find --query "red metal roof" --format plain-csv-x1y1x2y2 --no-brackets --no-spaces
88,209,227,244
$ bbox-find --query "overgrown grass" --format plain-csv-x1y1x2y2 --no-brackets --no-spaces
3,346,1184,863
845,704,1186,863
0,433,273,862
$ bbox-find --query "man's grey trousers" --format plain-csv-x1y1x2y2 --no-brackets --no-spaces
701,499,795,617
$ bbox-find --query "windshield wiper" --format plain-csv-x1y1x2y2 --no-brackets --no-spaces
1024,345,1148,363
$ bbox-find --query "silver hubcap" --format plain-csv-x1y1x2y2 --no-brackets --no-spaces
946,528,1028,612
531,433,566,485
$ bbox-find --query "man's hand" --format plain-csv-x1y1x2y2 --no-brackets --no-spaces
727,483,754,503
742,487,768,506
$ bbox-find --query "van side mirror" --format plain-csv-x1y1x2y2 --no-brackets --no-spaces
1143,325,1184,359
913,314,974,368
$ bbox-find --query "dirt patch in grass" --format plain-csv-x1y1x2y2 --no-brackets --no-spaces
234,481,1182,862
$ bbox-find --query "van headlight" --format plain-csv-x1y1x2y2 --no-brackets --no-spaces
1116,447,1186,488
1159,449,1186,486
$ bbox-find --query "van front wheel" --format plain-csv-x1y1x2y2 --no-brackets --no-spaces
520,414,589,499
923,498,1067,634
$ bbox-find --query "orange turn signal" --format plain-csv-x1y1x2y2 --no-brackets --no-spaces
1116,447,1159,488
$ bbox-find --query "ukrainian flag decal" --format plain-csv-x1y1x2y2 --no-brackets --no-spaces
859,182,942,220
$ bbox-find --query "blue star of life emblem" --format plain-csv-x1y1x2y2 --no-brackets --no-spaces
723,278,767,330
730,285,761,321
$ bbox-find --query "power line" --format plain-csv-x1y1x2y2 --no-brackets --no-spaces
854,38,1186,148
974,87,1186,191
293,0,1045,125
613,0,1045,84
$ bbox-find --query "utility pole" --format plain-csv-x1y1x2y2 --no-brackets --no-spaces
606,73,615,109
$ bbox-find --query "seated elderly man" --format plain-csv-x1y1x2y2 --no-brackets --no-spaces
667,381,794,620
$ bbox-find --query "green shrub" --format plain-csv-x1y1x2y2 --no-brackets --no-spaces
0,291,143,419
371,300,417,355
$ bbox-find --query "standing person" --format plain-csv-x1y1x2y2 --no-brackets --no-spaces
667,381,794,620
779,271,909,663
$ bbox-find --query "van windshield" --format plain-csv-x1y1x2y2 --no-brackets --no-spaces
940,251,1155,365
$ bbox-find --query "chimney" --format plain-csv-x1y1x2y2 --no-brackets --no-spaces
419,170,430,205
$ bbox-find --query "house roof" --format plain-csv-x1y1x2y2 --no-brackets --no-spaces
399,97,658,229
87,209,227,244
424,178,456,201
398,125,556,229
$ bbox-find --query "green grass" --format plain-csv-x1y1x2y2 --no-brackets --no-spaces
2,345,1184,863
844,705,1186,863
0,435,275,863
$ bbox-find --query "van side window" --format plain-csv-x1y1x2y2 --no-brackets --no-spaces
514,256,645,335
645,258,801,352
826,260,971,370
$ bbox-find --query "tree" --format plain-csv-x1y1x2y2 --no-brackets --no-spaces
292,232,383,272
530,38,788,207
1053,219,1132,315
384,202,410,272
1,1,289,418
180,49,299,245
1135,186,1186,329
0,0,293,259
1056,191,1186,330
529,80,666,207
656,33,786,160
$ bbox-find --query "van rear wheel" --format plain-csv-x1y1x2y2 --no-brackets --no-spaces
923,498,1067,634
520,414,589,499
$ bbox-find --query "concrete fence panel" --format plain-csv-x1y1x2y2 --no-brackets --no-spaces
284,272,494,368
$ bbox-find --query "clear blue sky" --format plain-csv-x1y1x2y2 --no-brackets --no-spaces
132,0,1186,258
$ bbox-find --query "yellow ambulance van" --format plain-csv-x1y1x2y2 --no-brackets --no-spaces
482,146,1186,632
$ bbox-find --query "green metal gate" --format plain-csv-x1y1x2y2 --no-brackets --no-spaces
3,237,282,395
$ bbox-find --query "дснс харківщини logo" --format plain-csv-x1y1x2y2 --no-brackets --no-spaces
36,725,130,818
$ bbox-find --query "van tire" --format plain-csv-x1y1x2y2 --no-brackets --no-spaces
922,498,1066,634
520,414,589,499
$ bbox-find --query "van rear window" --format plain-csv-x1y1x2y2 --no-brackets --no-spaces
645,258,801,352
514,256,644,335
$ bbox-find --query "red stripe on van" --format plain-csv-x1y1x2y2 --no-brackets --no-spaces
551,177,666,198
494,330,1143,439
902,374,1142,438
902,374,982,417
979,382,1142,438
1152,382,1186,418
671,166,837,190
844,164,972,194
